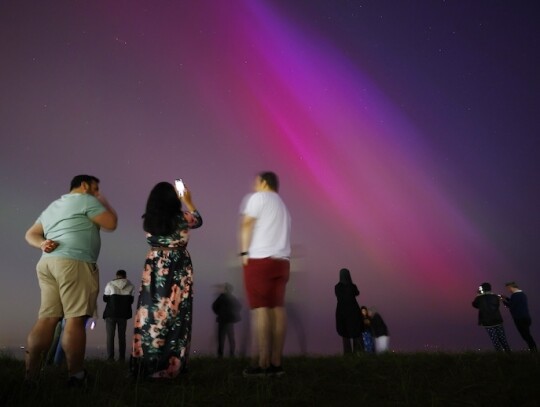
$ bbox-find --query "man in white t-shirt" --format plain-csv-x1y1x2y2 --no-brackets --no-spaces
239,172,291,377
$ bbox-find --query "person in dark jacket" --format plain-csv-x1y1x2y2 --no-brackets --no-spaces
472,282,510,352
335,268,363,354
367,307,390,353
212,283,242,357
502,282,537,352
103,269,134,361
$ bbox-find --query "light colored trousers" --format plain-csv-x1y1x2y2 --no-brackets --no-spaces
375,336,389,353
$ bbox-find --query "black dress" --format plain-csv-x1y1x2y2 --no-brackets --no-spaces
335,283,362,338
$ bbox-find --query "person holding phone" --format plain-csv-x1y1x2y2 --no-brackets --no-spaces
131,180,202,379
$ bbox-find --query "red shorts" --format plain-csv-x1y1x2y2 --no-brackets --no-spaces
243,258,290,309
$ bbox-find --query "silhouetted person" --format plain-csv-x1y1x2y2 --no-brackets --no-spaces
103,269,134,361
502,282,537,352
472,282,510,352
24,175,117,386
335,268,363,354
212,283,242,357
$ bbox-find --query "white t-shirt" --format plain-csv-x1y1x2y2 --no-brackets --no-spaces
241,191,291,259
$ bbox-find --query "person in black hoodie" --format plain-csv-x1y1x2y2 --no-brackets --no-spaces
212,283,242,357
103,269,134,361
472,282,510,352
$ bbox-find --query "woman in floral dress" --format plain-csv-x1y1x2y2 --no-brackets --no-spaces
131,181,202,379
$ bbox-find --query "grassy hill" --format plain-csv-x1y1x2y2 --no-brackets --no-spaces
1,352,539,406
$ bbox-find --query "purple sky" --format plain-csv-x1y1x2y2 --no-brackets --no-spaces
1,0,539,355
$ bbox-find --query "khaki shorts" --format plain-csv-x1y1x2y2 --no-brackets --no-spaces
36,257,99,319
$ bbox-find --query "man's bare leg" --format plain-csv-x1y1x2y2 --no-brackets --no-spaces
270,306,286,367
252,307,271,368
25,317,61,379
62,316,87,376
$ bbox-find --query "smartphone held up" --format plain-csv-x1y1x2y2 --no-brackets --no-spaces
175,179,185,196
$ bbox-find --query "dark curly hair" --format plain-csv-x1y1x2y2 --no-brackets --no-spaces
70,175,99,190
142,182,183,236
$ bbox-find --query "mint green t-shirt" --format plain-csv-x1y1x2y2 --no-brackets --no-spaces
37,193,107,263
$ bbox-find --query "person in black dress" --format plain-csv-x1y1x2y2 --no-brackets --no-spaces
335,268,363,354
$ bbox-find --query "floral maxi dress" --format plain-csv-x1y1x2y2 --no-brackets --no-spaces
131,211,202,378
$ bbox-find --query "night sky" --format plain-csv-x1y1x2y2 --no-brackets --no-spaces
1,0,538,355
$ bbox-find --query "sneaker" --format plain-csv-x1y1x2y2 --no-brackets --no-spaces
242,366,268,378
268,364,285,377
67,370,89,388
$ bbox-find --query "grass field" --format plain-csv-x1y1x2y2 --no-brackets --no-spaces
1,352,539,406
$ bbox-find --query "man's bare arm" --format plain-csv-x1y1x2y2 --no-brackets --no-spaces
25,223,58,252
92,194,118,231
239,215,256,265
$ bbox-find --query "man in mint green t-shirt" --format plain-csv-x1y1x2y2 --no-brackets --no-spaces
24,175,118,386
